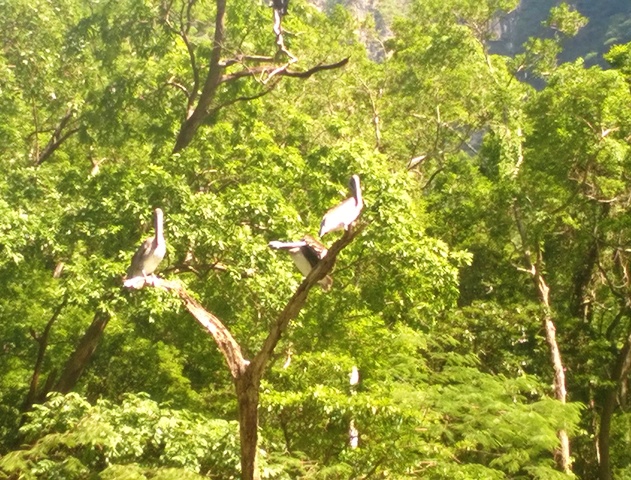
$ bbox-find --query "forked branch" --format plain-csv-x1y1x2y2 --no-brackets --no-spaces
140,225,362,381
34,108,79,166
170,0,349,153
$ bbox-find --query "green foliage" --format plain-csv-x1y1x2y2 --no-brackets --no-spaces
605,41,631,76
0,0,624,477
546,4,588,37
1,392,240,479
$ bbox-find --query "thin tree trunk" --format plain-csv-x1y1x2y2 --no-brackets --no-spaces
21,299,67,414
53,310,111,394
535,260,572,473
514,207,572,473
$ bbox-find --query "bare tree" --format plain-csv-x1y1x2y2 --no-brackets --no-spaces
131,227,362,479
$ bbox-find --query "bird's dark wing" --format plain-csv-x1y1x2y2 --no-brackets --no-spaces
302,234,328,260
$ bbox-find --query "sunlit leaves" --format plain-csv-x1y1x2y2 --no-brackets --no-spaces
1,393,240,478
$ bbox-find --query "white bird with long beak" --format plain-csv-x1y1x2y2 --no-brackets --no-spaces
124,208,166,288
319,175,363,238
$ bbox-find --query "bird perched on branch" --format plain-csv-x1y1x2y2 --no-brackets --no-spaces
268,234,332,291
124,208,166,288
319,175,363,238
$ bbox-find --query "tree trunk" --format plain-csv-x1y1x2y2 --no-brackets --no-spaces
22,299,67,413
236,368,261,480
143,228,362,480
543,313,571,472
53,310,111,393
514,208,572,473
173,0,226,153
536,269,572,473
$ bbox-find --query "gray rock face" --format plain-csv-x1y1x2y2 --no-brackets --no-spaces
490,0,631,66
333,0,631,66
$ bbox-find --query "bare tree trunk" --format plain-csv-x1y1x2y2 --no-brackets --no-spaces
53,310,111,394
514,208,572,473
535,262,571,473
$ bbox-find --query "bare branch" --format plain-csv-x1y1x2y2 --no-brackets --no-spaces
250,226,363,378
35,108,79,166
30,100,40,162
129,224,363,381
221,57,349,84
272,9,297,62
140,277,247,378
219,55,276,67
167,78,190,97
359,78,382,150
211,87,276,112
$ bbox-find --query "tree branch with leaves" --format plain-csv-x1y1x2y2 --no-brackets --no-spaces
169,0,348,153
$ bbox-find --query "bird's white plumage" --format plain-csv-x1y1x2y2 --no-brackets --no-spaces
124,208,166,286
288,249,314,278
319,175,363,238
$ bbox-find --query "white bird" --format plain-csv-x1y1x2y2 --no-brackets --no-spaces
350,366,359,386
319,175,363,238
124,208,166,287
268,234,332,291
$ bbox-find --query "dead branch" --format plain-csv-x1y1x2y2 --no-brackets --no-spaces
30,100,40,162
143,277,246,378
171,0,348,153
359,78,381,150
220,57,349,84
128,224,363,480
129,224,362,380
220,55,276,67
167,78,190,97
211,87,277,112
273,9,297,62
